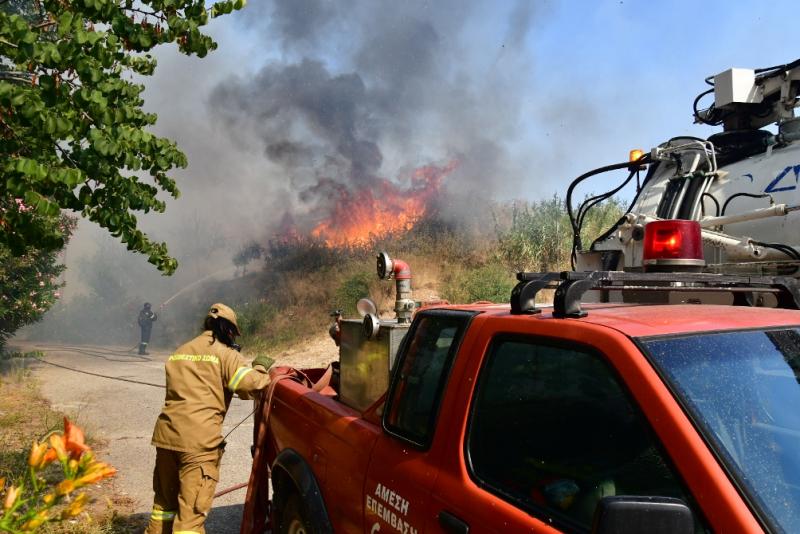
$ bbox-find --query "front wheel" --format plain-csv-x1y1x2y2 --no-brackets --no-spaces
277,493,313,534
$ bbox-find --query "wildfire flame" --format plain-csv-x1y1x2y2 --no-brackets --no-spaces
310,161,457,247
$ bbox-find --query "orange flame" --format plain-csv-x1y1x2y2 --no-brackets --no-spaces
310,161,457,247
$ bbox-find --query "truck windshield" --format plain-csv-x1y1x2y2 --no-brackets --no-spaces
643,328,800,532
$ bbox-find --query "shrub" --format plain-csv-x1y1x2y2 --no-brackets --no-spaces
442,264,515,304
0,216,75,351
335,272,373,316
495,195,624,273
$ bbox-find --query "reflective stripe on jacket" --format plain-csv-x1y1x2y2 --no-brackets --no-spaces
151,331,271,452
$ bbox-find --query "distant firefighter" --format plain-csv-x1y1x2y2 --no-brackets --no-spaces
138,303,158,355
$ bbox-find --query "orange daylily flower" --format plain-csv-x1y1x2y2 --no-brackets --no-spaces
63,418,90,459
76,463,117,486
41,447,58,465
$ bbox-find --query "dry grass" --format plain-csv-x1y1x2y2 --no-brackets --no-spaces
0,357,144,533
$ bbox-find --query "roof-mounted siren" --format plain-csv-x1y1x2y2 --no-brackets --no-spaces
642,220,705,272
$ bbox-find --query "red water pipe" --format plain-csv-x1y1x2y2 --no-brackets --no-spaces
391,258,411,280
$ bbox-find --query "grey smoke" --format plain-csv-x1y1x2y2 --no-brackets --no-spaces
211,0,538,226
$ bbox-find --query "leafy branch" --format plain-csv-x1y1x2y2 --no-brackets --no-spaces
0,0,247,274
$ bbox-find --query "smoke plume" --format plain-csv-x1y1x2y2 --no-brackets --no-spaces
210,0,538,230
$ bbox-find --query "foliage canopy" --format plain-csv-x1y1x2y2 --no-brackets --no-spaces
0,0,245,274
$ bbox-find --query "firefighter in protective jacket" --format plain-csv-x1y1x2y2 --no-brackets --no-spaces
138,303,158,355
145,303,274,534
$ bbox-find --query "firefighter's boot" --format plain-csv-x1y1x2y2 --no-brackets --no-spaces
139,343,148,355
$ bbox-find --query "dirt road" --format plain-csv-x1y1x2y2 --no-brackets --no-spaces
19,339,337,532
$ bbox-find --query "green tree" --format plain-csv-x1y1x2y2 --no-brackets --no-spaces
0,212,74,349
0,0,245,274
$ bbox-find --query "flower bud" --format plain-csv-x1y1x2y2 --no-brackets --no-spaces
3,485,19,510
49,434,68,463
28,441,48,468
56,479,75,496
61,493,87,519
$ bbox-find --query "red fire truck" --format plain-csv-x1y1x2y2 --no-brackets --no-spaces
240,60,800,534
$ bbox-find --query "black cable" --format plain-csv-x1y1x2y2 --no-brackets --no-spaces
721,192,771,216
31,344,152,363
754,59,800,79
751,241,800,261
223,407,258,441
701,192,720,217
693,88,717,125
566,158,650,269
576,168,638,232
36,358,166,389
589,161,661,252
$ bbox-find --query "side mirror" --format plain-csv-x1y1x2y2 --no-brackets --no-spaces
592,496,694,534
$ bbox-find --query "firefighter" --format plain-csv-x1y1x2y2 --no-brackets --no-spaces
138,302,158,355
145,303,274,534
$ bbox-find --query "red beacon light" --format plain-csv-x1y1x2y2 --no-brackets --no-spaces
642,220,705,271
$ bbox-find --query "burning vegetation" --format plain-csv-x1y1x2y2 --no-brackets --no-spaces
308,161,457,248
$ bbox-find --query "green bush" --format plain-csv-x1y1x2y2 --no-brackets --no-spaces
335,272,373,315
0,215,75,350
442,264,515,304
236,300,277,338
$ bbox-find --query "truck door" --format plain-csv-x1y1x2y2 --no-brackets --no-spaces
364,310,476,534
430,333,708,533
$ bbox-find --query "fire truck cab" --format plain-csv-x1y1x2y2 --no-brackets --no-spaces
243,257,800,534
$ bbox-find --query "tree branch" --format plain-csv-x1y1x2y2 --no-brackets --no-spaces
122,7,167,23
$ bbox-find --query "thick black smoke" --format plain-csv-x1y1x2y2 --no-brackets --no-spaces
211,0,537,227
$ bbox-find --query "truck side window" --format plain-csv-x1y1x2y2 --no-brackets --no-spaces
384,311,471,448
467,338,705,532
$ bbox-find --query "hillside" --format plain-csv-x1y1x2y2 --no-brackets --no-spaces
21,196,623,356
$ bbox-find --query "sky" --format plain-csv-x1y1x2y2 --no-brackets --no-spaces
59,0,800,295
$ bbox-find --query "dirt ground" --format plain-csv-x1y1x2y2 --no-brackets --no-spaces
11,337,338,533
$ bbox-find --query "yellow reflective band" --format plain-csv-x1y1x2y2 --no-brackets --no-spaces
174,531,201,534
168,354,219,364
150,509,176,521
228,366,253,391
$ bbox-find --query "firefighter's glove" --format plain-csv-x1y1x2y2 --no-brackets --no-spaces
252,354,275,371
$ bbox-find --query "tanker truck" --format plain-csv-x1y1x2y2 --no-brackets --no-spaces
574,58,800,285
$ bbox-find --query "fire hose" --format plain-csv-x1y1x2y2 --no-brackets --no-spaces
23,346,285,500
240,365,334,533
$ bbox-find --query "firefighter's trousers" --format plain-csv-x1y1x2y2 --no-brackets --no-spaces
145,447,222,534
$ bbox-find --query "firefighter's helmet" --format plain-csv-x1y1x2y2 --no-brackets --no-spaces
207,303,241,336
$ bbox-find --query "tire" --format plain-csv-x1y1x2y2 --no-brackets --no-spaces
277,492,313,534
